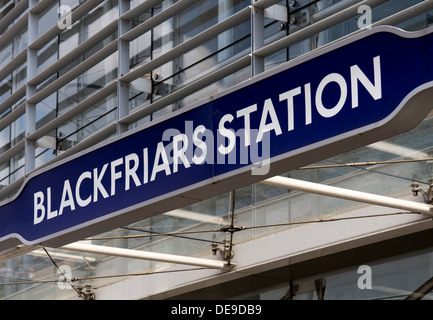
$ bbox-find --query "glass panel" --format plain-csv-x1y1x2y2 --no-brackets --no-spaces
234,246,433,300
0,43,12,71
37,4,58,39
57,92,117,151
0,0,14,23
0,77,11,106
12,28,27,57
128,0,250,125
85,0,118,40
52,0,119,151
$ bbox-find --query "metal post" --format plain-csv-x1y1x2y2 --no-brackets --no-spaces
251,1,264,76
25,0,39,174
117,0,131,134
261,176,433,216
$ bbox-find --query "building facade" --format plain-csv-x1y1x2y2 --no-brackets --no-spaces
1,0,433,300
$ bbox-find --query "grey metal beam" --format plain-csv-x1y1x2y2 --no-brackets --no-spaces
28,0,106,51
26,81,117,142
120,0,164,21
370,0,433,27
119,54,251,125
253,0,389,58
29,0,58,14
120,6,251,83
0,12,28,51
120,0,196,42
0,85,26,115
0,48,26,83
27,40,118,104
28,19,118,86
42,122,117,168
0,176,24,202
0,140,25,168
0,0,28,34
27,21,61,50
316,1,433,52
0,102,25,132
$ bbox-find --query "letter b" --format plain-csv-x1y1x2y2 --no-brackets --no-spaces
34,191,45,225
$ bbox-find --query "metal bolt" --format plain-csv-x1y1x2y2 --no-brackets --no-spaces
153,74,159,81
290,17,297,25
411,182,420,196
279,23,285,30
290,0,296,7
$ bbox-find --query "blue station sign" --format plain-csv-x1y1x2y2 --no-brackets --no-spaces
1,26,433,249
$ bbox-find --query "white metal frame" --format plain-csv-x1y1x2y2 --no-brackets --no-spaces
261,176,433,216
56,242,235,271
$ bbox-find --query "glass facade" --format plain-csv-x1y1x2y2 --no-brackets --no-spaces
234,245,433,300
1,0,433,300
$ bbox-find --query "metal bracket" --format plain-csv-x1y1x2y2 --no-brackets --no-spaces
153,82,173,97
281,278,326,300
129,77,152,93
35,136,57,150
211,238,234,261
315,278,326,300
77,285,95,300
411,179,433,204
288,0,312,26
264,4,288,23
288,8,311,28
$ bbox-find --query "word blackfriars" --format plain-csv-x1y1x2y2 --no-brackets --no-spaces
33,55,382,225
